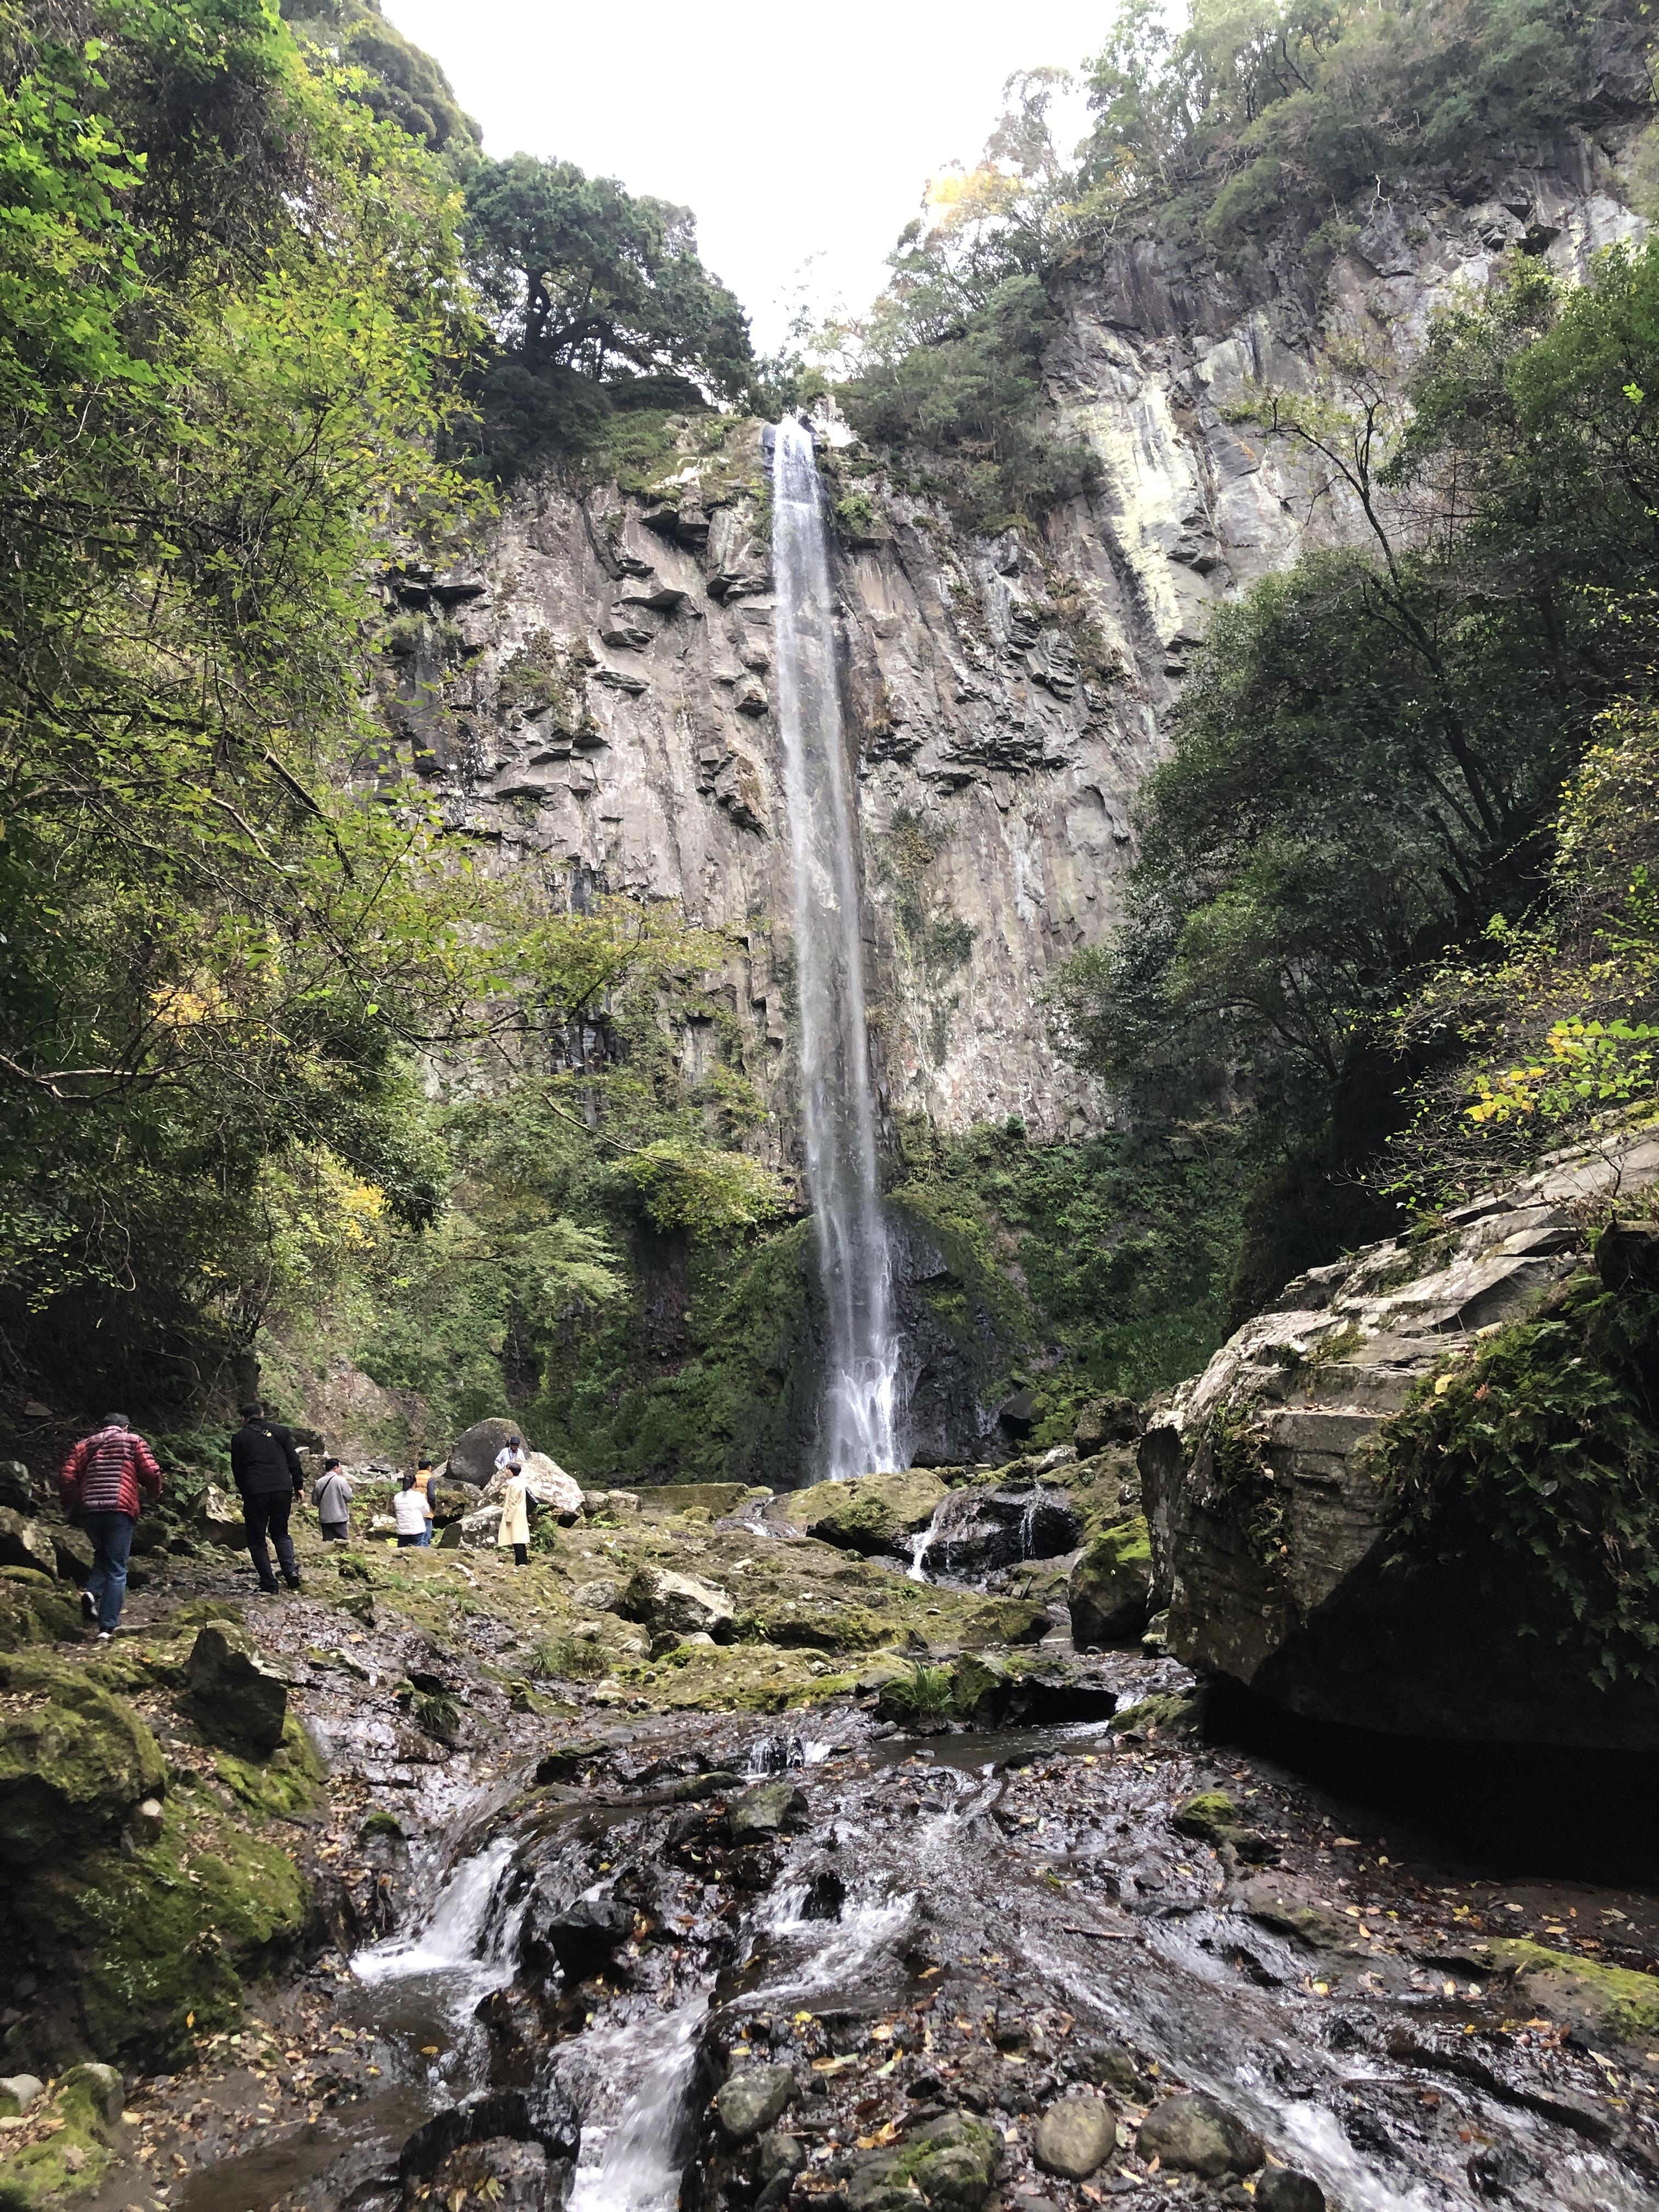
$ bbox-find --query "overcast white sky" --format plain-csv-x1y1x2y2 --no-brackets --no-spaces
382,0,1112,350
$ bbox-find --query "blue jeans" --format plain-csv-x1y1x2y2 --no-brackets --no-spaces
81,1510,136,1632
417,1523,432,1546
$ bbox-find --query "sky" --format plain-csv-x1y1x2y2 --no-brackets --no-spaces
382,0,1111,350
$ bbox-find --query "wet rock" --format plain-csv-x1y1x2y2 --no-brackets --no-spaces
890,2111,1000,2205
1255,2172,1325,2212
0,1564,85,1645
914,1483,1080,1581
521,1892,631,1984
0,1506,59,1579
1171,1790,1237,1843
131,1795,165,1844
1235,1873,1362,1950
0,1655,166,1858
1136,2093,1263,2178
398,2087,580,2193
726,1779,807,1842
1482,1938,1659,2046
714,2062,797,2141
1067,1517,1153,1645
445,1417,524,1486
185,1622,289,1752
670,1767,741,1801
1110,1690,1200,1740
620,1565,736,1641
422,2138,561,2210
1033,2093,1116,2178
534,1739,612,1784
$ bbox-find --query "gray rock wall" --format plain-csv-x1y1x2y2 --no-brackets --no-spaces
381,132,1644,1176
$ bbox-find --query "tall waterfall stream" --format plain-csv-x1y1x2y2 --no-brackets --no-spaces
771,417,901,1482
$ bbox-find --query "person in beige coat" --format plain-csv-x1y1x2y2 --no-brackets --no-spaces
497,1468,531,1565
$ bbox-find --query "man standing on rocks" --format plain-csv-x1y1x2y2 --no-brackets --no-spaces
230,1402,305,1595
314,1457,353,1543
59,1413,161,1640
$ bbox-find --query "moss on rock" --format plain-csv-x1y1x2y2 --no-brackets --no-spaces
0,2064,122,2210
0,1657,166,1862
16,1788,308,2066
1487,1939,1659,2044
1068,1516,1153,1646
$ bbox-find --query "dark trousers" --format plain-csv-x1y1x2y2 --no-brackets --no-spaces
320,1521,348,1543
82,1509,136,1632
244,1488,297,1589
512,1541,528,1566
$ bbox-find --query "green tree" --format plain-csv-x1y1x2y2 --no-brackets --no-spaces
459,151,753,478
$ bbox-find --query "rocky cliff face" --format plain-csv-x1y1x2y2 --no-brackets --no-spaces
380,130,1645,1179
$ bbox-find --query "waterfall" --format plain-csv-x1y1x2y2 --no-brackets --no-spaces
771,416,902,1481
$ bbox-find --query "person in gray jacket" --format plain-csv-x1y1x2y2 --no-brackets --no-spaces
314,1457,353,1542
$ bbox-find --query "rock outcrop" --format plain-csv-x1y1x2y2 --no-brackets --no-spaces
1141,1124,1659,1747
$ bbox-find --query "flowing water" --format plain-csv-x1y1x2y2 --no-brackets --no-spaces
771,416,902,1482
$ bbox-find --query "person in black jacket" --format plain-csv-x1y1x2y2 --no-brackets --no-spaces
231,1401,305,1595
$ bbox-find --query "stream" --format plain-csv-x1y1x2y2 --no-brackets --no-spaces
161,1663,1658,2212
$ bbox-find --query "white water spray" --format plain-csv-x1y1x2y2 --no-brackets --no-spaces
772,416,902,1481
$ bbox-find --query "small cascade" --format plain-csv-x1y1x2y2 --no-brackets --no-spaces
771,416,903,1482
906,1482,1080,1583
563,1996,711,2212
353,1833,522,2015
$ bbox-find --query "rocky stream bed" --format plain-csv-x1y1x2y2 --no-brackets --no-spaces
2,1454,1657,2212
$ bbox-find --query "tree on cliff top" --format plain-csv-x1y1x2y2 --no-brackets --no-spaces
459,153,754,479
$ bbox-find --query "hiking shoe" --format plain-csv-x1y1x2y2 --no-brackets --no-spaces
284,1575,302,1592
257,1583,281,1598
97,1629,113,1643
81,1589,97,1622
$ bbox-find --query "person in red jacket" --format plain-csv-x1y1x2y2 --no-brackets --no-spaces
59,1413,162,1640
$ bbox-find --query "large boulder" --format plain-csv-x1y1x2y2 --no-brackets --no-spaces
619,1566,735,1641
185,1622,288,1751
1068,1517,1153,1646
483,1451,583,1520
445,1418,525,1488
0,1506,60,1579
0,1567,86,1647
763,1468,948,1555
198,1483,247,1548
905,1480,1079,1581
1141,1123,1659,1749
456,1505,505,1549
0,1657,166,1860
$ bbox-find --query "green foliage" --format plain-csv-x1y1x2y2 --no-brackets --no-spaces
458,151,753,480
0,0,491,1414
1078,0,1637,258
283,0,481,156
1375,1269,1659,1688
879,1660,956,1719
1058,242,1659,1294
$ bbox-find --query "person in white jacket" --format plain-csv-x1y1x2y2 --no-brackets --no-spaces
497,1467,531,1565
392,1470,432,1548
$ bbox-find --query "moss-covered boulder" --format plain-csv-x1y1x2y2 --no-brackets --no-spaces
0,1657,166,1861
1067,1517,1153,1646
16,1788,308,2067
0,1570,84,1648
769,1469,948,1555
0,2061,125,2208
